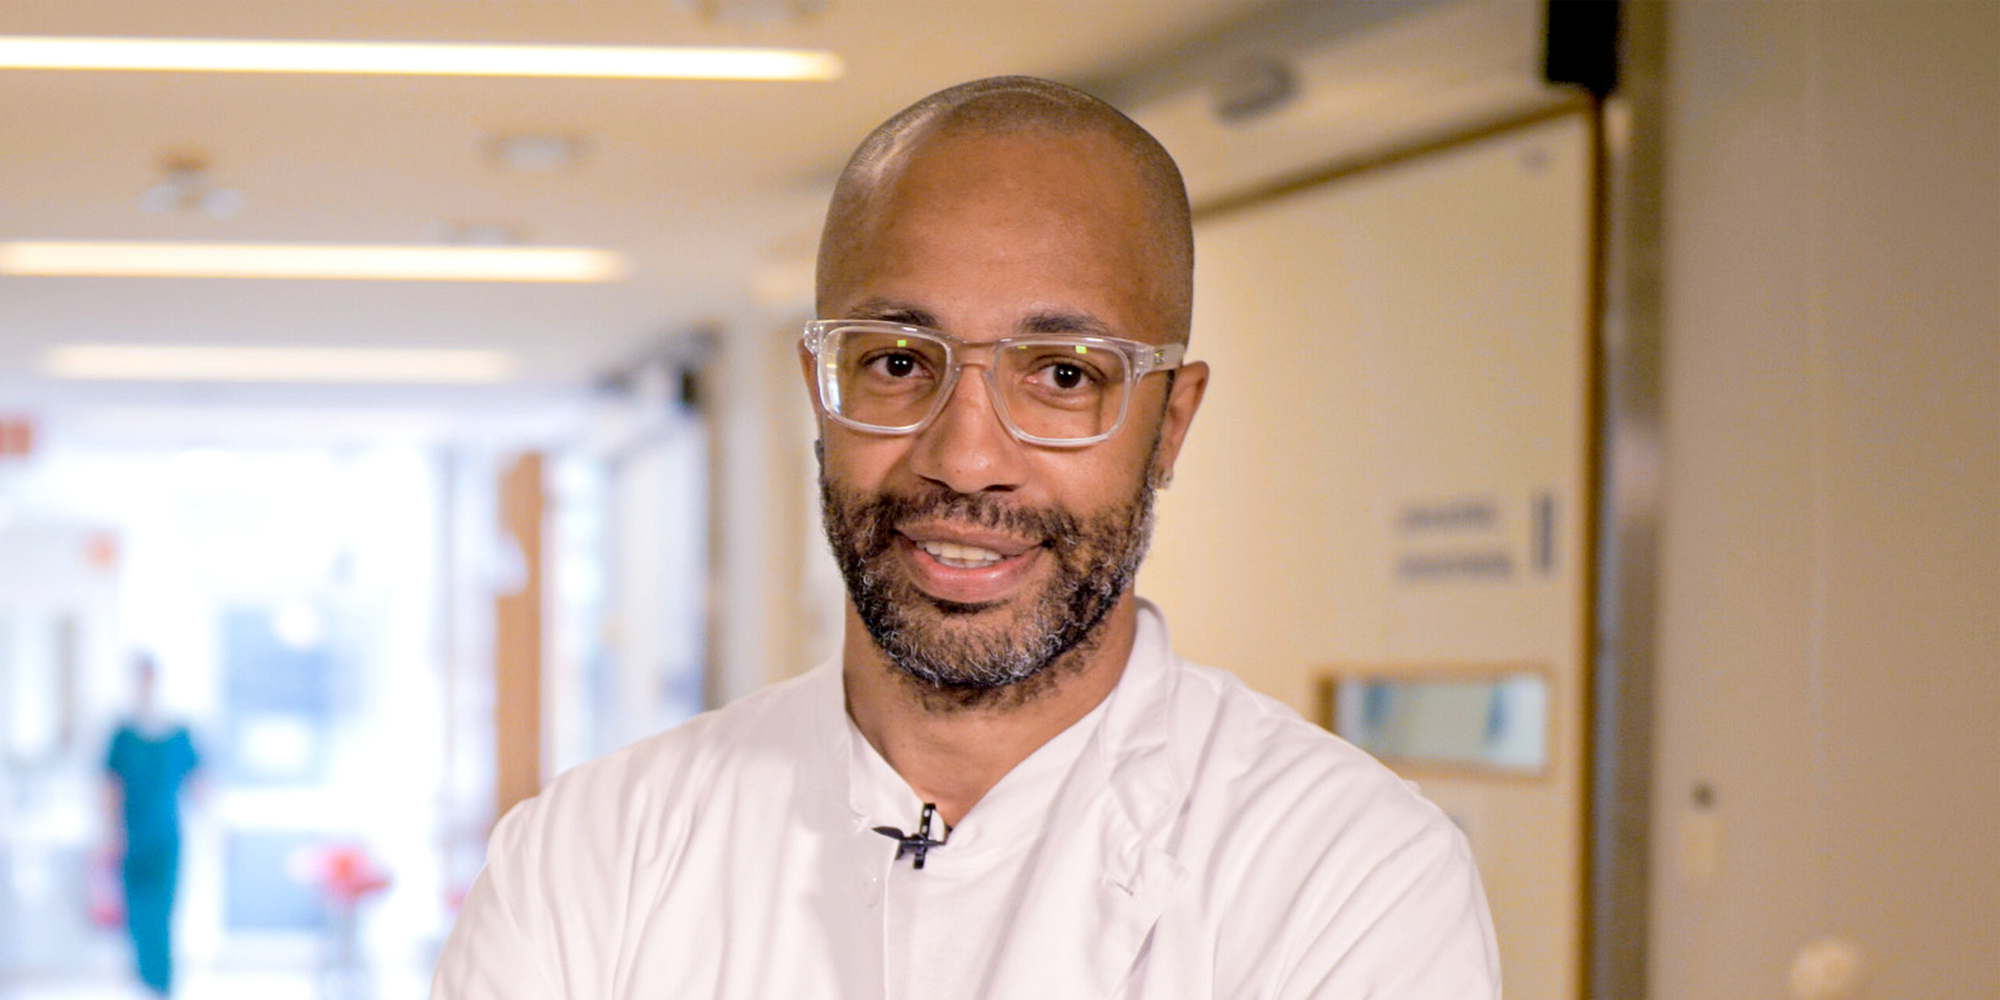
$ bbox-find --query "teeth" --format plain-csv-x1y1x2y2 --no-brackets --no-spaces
918,539,1005,569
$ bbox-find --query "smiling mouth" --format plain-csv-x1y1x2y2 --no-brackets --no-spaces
897,530,1044,606
914,538,1008,569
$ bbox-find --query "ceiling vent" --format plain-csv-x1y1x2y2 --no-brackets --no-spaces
483,133,592,174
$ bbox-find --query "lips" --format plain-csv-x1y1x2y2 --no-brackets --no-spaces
896,524,1043,604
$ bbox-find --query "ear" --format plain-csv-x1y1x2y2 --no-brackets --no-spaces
1150,359,1208,483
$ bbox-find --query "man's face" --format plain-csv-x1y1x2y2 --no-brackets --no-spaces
810,128,1203,700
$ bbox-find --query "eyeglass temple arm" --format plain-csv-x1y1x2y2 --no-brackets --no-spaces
1147,342,1186,373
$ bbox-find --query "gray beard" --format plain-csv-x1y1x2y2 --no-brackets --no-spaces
818,474,1156,711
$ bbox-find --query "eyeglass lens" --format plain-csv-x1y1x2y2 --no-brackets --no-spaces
822,326,1131,441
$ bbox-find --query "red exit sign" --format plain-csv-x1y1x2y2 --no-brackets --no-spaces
0,417,35,458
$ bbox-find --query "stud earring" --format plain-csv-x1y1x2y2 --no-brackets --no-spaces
1148,466,1174,490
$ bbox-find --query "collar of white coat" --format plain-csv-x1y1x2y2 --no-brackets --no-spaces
813,597,1195,894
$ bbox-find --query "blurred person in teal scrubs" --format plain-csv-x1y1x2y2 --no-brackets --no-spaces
103,653,201,997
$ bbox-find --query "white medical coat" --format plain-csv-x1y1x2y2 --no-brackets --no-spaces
433,602,1501,999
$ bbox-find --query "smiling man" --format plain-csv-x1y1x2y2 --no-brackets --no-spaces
434,77,1499,1000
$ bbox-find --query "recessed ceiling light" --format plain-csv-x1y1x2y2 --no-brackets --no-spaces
676,0,831,27
43,345,521,384
0,242,627,282
0,35,843,81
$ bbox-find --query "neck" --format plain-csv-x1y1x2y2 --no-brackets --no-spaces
843,594,1138,827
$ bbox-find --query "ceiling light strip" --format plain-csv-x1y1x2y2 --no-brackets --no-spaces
0,242,628,282
0,36,843,80
43,345,520,384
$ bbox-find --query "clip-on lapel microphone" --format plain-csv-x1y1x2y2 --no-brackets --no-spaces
873,802,950,870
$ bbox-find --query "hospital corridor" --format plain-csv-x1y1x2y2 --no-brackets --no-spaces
1,2,1994,999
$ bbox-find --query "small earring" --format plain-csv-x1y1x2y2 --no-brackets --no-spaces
1148,466,1174,490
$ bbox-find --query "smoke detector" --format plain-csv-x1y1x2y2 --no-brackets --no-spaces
1211,53,1299,125
138,155,245,218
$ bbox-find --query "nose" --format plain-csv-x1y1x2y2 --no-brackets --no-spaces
908,365,1027,494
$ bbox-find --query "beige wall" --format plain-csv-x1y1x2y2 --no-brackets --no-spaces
1651,2,2000,997
1144,112,1594,1000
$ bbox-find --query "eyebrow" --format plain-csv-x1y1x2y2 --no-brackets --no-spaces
1018,309,1114,338
845,298,1117,339
846,297,939,329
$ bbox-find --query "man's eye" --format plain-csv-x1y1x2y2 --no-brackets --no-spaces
1029,359,1102,392
867,352,923,378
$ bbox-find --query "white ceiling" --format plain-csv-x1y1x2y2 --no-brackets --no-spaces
0,0,1279,432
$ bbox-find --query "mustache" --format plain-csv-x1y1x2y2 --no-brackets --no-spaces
829,482,1083,557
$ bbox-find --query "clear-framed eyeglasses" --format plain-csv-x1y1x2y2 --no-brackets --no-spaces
802,319,1186,447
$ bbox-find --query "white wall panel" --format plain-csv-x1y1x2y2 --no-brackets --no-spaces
1652,2,2000,997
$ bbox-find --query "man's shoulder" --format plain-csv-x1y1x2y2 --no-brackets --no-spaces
496,666,826,843
1142,655,1498,997
1165,657,1402,782
1123,605,1429,815
1158,654,1460,857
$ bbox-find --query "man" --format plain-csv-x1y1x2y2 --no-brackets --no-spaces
434,76,1499,999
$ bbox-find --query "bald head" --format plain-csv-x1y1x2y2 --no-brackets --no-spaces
816,76,1194,344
